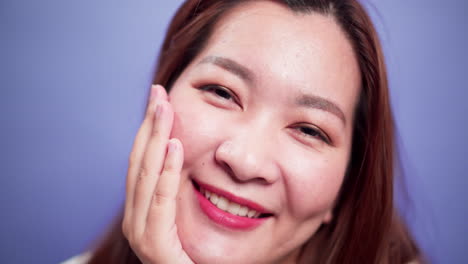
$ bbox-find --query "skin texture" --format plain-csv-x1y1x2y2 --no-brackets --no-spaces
122,1,361,264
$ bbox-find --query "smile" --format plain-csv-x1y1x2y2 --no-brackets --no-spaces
192,180,273,230
201,187,261,218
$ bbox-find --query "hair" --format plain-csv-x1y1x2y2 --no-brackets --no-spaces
88,0,420,263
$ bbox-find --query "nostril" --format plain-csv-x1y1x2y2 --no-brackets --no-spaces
221,161,235,177
215,140,277,184
218,160,246,183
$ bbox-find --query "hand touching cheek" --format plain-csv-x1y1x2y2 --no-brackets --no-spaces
122,84,193,264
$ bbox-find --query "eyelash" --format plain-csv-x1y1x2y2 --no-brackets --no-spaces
200,84,331,145
294,125,331,144
200,84,239,104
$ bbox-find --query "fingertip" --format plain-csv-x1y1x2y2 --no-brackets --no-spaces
150,84,159,99
168,138,180,153
152,84,168,101
168,138,184,163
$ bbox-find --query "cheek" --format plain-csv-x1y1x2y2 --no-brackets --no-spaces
284,152,347,218
170,97,224,167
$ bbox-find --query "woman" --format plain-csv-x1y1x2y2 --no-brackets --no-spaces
82,0,420,263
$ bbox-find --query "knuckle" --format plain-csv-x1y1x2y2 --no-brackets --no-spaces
153,190,173,205
162,163,175,173
137,165,150,183
151,127,162,137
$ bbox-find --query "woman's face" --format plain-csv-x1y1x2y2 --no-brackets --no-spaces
168,1,360,263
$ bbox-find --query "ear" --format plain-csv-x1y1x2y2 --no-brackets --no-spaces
322,210,333,224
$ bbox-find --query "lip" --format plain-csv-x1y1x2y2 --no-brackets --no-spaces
196,181,271,214
193,180,271,230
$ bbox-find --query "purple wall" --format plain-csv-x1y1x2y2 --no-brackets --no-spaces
1,1,466,263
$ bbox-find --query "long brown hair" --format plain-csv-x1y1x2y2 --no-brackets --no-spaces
89,1,420,263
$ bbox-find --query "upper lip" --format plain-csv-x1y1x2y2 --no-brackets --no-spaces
194,180,274,215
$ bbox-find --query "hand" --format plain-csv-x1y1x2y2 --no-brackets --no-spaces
122,84,193,264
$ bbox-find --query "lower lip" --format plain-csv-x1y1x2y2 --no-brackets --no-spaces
194,186,267,230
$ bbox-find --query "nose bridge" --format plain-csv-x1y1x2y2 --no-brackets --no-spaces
216,114,279,184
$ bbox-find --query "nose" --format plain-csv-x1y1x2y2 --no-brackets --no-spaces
214,125,280,185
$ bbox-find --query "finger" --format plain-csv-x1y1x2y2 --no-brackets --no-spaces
152,83,168,101
146,138,183,231
124,85,167,231
132,100,174,236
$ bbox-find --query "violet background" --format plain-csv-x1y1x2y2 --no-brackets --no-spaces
1,0,467,263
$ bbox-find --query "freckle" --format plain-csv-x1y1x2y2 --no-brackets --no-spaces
202,162,205,166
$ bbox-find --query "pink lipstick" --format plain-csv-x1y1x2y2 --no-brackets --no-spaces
193,181,272,230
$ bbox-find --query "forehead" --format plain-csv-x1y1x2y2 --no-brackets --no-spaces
194,1,361,118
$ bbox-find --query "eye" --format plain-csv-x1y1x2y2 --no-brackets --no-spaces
199,84,241,107
200,84,234,99
295,125,331,144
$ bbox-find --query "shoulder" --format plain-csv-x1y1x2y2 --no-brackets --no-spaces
60,252,92,264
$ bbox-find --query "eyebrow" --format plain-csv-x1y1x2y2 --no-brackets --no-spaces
199,55,346,125
199,56,254,84
296,94,346,124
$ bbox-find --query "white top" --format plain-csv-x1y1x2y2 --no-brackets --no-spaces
60,252,92,264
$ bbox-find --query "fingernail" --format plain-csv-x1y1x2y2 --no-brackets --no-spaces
155,103,163,117
150,84,158,99
168,139,178,153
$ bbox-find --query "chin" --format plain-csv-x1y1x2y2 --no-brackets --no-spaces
174,177,278,264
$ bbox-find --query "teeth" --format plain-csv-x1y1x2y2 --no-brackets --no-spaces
209,193,219,205
238,206,248,217
217,197,229,211
227,203,240,215
201,188,262,218
247,209,256,218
